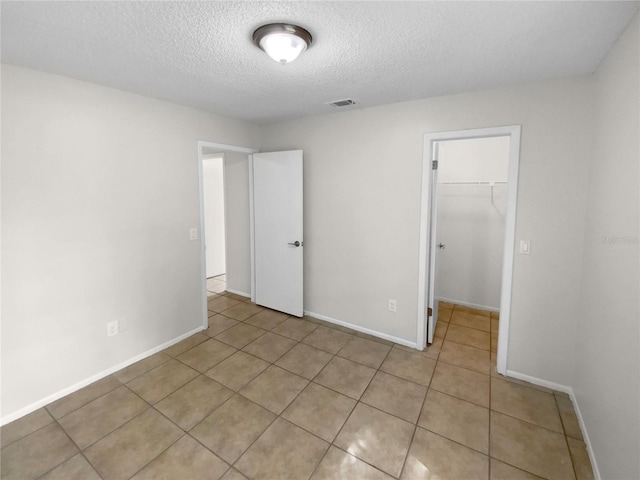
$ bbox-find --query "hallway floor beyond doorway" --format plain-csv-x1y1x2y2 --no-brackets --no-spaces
207,274,226,294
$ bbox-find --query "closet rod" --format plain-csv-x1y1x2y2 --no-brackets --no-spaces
439,181,507,185
438,181,507,210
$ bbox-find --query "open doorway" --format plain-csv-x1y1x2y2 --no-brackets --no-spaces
202,152,226,293
417,126,521,375
196,142,306,328
435,137,509,313
197,141,258,329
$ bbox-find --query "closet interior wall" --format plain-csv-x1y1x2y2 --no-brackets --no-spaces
435,137,510,311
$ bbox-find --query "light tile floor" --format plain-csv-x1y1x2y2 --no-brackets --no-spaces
1,297,595,480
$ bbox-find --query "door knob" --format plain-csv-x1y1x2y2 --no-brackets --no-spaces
438,243,446,249
288,241,302,247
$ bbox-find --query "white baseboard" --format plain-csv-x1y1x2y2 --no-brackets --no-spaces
0,326,206,426
506,369,572,394
566,390,601,480
506,369,600,480
438,296,499,313
304,310,417,349
225,288,250,298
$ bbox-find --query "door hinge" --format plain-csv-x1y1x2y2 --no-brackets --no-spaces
427,307,433,317
432,160,438,170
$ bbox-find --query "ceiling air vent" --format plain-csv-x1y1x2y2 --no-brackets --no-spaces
326,99,356,107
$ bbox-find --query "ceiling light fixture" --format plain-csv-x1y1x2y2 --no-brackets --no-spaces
253,23,312,64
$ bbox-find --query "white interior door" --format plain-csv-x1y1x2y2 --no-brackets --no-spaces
427,142,440,343
253,150,303,316
203,155,226,278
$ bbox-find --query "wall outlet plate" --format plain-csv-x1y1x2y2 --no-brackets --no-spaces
107,321,119,337
388,299,397,312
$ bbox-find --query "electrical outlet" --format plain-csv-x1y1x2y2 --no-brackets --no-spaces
107,321,119,337
388,299,397,312
189,228,198,240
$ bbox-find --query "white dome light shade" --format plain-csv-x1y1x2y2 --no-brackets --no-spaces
253,24,312,64
260,33,307,64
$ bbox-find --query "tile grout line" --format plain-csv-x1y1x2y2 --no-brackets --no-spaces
232,334,416,478
1,415,59,452
399,333,452,479
441,334,492,352
184,391,264,464
397,384,430,478
54,376,218,480
489,408,570,438
184,315,339,478
321,344,400,478
449,320,492,334
181,389,277,472
124,432,190,480
431,345,491,459
171,306,540,477
227,407,281,475
11,299,584,480
5,305,396,478
78,404,153,479
325,444,396,479
554,393,580,480
153,374,236,430
431,332,493,463
29,381,155,473
488,348,493,479
436,355,492,376
32,418,100,480
45,376,125,422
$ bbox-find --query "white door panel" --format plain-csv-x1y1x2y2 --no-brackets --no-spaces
253,150,303,316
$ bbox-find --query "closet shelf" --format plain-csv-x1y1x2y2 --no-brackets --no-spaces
439,181,507,210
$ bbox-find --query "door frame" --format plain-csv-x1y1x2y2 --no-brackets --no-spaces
416,126,521,375
197,141,258,330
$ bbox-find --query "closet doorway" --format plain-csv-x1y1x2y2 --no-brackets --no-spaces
417,126,521,375
436,138,509,313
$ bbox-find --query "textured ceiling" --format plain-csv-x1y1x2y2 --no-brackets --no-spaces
2,1,638,123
